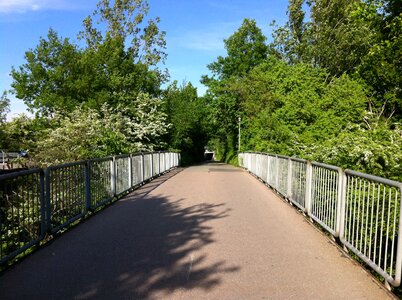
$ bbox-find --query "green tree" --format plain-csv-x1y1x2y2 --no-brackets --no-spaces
0,115,46,152
202,18,268,162
230,56,368,156
10,0,167,116
272,0,308,63
0,92,10,123
11,29,84,115
273,0,401,119
34,93,169,166
0,92,10,150
355,0,402,118
311,120,402,181
163,81,209,165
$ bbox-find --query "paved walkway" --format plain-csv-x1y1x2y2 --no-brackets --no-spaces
0,163,395,299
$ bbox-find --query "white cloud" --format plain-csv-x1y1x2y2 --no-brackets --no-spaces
0,0,81,13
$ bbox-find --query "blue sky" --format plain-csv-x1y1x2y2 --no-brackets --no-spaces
0,0,289,119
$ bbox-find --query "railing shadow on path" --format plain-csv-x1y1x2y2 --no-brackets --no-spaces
0,168,239,300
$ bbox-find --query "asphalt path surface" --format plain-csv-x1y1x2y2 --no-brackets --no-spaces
0,163,396,299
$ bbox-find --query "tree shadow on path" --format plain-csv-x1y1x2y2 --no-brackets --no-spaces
1,169,239,299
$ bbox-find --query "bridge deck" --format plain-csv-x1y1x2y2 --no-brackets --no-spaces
0,163,395,299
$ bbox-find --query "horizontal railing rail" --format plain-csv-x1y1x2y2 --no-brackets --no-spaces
0,151,180,266
239,152,402,289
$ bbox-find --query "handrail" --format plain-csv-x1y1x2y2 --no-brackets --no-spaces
239,152,402,289
0,151,181,267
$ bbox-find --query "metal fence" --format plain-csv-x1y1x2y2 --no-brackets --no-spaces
239,152,402,288
0,151,180,265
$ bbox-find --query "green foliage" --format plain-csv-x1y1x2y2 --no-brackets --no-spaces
202,18,269,162
1,114,47,152
231,57,367,156
0,92,10,149
205,18,268,80
163,82,209,165
273,0,402,119
10,0,167,116
11,29,83,115
0,92,10,123
309,118,402,181
4,0,171,166
199,0,401,180
33,93,169,166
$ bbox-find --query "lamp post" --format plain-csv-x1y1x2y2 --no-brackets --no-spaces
238,116,241,152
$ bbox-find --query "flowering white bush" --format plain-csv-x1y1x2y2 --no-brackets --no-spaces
34,93,169,166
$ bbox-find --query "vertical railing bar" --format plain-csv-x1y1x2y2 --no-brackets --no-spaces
301,163,305,206
84,161,91,213
320,167,325,221
328,171,334,230
45,168,51,232
111,157,116,197
369,181,376,260
287,158,292,200
129,154,133,188
330,170,335,229
360,180,366,252
324,169,330,228
339,172,347,241
394,187,402,286
151,153,154,178
321,168,326,224
141,153,145,183
374,182,381,263
364,181,371,256
266,154,270,186
312,167,316,217
327,171,335,231
378,185,386,268
384,188,392,272
275,155,279,190
305,162,312,215
39,170,46,237
158,152,161,175
351,177,358,246
390,189,398,276
336,169,343,237
318,168,324,220
332,171,337,230
356,178,362,251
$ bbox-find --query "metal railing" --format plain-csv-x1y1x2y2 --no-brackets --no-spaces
0,151,180,266
239,152,402,288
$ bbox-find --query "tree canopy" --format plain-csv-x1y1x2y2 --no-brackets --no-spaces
2,0,401,180
203,5,402,179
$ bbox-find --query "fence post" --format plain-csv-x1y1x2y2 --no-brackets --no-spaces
44,168,52,232
151,153,154,178
287,158,292,200
85,161,91,212
267,154,270,185
158,151,161,175
128,154,133,188
305,161,313,215
111,156,116,197
338,172,347,239
275,156,279,190
39,170,46,236
334,168,344,237
141,153,145,183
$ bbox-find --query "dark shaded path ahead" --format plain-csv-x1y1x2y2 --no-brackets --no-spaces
0,163,395,299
